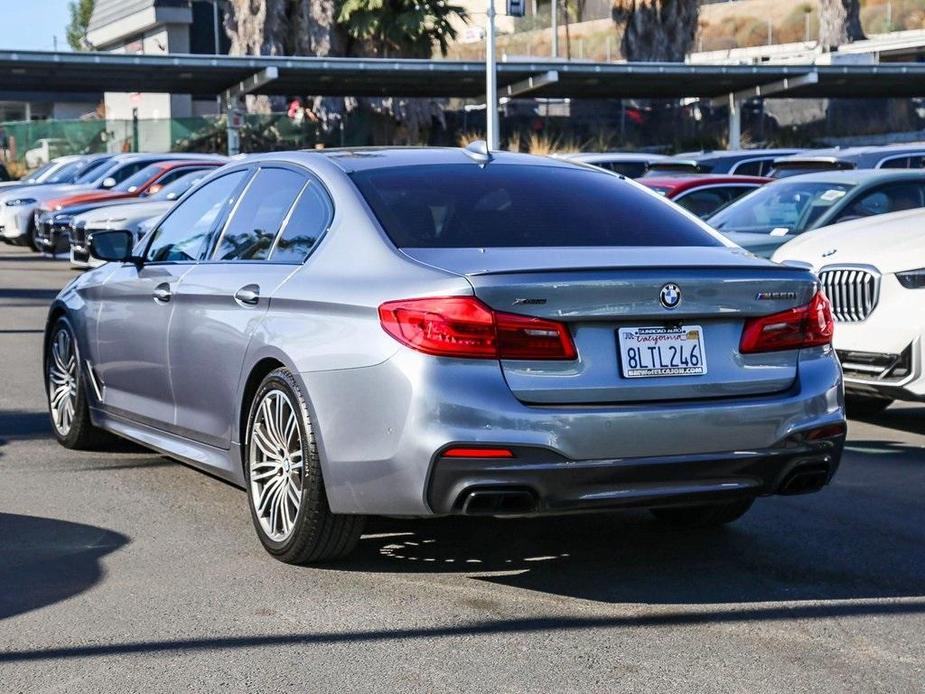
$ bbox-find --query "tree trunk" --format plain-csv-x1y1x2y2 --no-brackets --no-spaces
612,0,699,62
819,0,865,50
224,0,344,115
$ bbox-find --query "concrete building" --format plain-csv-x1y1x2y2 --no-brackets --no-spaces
87,0,228,150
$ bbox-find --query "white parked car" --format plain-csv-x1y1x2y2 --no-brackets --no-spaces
773,208,925,414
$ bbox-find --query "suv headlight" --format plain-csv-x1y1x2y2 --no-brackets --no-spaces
5,198,37,207
896,268,925,289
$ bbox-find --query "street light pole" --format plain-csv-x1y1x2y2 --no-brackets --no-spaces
485,0,499,150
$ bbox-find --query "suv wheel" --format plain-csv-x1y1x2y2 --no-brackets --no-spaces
245,368,365,564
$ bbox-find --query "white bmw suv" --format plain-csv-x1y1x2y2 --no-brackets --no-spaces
773,208,925,414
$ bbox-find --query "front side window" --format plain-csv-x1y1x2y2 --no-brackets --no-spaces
113,164,164,193
149,171,207,201
213,168,306,261
145,170,247,263
351,164,722,248
87,160,151,187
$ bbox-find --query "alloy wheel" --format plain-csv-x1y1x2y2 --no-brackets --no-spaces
249,389,304,542
48,327,78,436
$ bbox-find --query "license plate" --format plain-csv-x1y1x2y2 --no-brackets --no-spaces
617,325,708,378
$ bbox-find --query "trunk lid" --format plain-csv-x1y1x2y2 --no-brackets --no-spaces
402,246,818,404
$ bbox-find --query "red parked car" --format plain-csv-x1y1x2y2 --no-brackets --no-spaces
639,174,771,219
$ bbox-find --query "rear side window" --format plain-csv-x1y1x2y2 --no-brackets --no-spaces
270,182,333,263
213,168,306,261
351,164,722,248
596,161,647,178
732,160,768,176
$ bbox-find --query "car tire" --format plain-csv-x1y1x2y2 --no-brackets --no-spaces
46,317,111,450
649,498,754,527
245,367,365,564
27,222,41,253
845,395,893,418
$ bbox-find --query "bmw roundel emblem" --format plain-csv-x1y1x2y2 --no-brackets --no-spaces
659,283,682,310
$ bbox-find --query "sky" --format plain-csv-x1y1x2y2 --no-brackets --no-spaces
0,0,72,52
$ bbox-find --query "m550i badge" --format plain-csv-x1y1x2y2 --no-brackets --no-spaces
756,291,798,301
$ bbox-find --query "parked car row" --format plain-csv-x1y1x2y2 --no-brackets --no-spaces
569,144,925,180
0,152,226,252
10,145,922,428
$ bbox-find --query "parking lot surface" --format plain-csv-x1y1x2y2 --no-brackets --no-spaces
1,244,923,693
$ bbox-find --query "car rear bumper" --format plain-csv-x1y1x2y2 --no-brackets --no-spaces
427,435,844,516
301,345,845,516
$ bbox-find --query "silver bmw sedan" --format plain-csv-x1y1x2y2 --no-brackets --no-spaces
44,146,846,564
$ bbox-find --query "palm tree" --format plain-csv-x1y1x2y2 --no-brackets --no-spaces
337,0,467,58
819,0,865,49
611,0,699,62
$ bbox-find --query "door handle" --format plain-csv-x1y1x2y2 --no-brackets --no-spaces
234,284,260,306
153,283,172,303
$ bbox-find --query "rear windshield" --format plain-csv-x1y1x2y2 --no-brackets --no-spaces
350,164,722,248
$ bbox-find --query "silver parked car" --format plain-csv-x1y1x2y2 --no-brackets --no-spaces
45,146,846,564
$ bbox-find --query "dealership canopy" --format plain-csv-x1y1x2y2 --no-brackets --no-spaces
2,50,925,101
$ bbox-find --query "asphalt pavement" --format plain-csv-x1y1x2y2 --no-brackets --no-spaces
1,244,923,693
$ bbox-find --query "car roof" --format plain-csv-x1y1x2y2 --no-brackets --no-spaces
150,159,225,171
673,149,802,162
775,144,925,164
766,168,925,185
641,174,769,188
108,152,227,165
559,152,668,163
242,147,596,174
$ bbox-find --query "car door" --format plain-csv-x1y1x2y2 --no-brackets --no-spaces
94,170,248,429
168,165,325,448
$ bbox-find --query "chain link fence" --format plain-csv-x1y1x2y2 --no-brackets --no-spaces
0,113,367,173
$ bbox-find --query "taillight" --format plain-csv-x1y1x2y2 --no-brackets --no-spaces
378,296,577,360
740,291,834,354
441,447,515,458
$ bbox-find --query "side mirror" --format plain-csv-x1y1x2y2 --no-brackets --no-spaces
88,230,138,264
146,184,163,196
101,177,117,189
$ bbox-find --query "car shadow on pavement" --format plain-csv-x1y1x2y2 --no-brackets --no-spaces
0,410,51,441
854,405,925,439
0,513,129,621
0,288,60,301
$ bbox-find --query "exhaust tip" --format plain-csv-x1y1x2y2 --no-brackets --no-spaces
779,461,831,495
460,489,537,516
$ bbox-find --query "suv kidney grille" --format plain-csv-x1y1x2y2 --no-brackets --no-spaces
818,267,879,322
